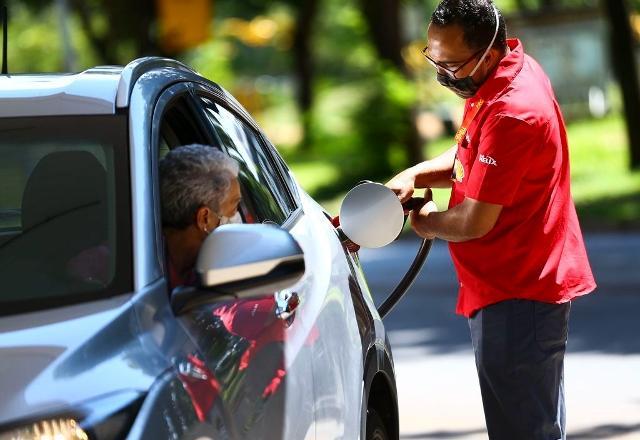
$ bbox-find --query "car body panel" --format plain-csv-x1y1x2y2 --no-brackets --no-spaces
0,69,121,117
0,292,161,424
289,193,364,438
116,57,197,108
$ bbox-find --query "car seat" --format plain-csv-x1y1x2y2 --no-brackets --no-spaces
0,150,108,301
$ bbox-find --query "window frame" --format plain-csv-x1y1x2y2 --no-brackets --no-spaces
150,83,214,280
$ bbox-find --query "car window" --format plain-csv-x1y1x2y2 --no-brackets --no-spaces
0,115,132,316
199,97,288,225
158,94,211,159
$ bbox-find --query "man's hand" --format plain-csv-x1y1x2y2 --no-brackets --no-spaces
386,170,416,204
401,188,433,214
410,199,439,240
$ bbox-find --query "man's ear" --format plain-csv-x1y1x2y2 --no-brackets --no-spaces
484,47,501,67
195,206,211,232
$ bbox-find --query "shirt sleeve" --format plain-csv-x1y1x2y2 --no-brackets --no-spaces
465,114,542,206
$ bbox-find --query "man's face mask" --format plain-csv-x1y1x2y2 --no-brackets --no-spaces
434,6,500,99
218,211,242,226
436,72,481,99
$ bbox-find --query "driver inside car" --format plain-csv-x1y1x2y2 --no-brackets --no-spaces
159,144,242,290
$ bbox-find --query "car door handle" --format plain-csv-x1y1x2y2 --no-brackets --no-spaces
275,291,299,320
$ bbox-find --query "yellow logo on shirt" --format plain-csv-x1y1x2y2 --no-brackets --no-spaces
452,157,465,183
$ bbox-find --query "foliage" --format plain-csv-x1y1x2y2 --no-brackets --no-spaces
11,0,157,65
3,0,638,228
4,2,98,72
351,65,417,179
313,0,376,79
294,112,640,230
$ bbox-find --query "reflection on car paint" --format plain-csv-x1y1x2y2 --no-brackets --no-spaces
177,354,221,422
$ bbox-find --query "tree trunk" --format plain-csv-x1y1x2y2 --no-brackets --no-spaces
71,0,116,64
540,0,556,10
359,0,406,73
602,0,640,169
70,0,160,65
293,0,319,150
133,0,159,56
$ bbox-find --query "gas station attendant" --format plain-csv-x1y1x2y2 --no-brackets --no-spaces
386,1,597,439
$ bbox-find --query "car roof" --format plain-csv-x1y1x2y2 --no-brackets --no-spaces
0,58,197,118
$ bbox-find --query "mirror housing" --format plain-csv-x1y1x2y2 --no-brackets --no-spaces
171,224,305,314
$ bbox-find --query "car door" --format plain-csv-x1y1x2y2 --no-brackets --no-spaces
151,83,316,440
195,89,363,439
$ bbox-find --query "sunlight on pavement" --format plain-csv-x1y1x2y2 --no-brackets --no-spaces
393,346,640,439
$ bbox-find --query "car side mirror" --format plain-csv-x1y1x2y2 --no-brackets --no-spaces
171,223,305,315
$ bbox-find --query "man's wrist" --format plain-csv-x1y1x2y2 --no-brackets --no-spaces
402,166,417,183
421,202,438,239
412,201,438,240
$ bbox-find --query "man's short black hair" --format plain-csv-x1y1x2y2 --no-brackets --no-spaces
431,0,507,52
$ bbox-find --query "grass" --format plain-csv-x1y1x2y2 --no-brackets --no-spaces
284,112,640,230
567,115,640,229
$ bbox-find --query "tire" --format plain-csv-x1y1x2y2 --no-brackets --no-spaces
366,408,389,440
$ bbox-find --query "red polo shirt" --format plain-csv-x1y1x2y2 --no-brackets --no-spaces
448,39,596,317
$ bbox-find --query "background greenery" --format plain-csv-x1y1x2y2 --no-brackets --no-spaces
4,0,640,229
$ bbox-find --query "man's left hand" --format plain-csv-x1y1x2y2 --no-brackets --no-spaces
410,200,439,240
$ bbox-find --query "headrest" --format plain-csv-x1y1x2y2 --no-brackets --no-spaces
21,151,107,231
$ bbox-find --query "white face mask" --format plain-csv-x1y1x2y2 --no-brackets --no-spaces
218,211,242,226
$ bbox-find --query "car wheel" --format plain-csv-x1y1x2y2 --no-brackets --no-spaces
366,408,389,440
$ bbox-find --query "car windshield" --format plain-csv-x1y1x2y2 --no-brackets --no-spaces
0,115,132,316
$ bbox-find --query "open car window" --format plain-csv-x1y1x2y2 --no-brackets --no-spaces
199,97,288,225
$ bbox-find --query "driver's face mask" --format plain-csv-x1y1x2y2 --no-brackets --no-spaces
437,6,500,99
218,211,242,226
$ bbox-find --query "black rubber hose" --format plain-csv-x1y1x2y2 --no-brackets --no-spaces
377,238,433,319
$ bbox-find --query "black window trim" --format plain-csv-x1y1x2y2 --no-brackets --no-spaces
150,81,214,280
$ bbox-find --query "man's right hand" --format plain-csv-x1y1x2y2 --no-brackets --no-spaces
386,170,416,204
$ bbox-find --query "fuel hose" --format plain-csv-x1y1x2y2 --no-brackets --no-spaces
376,196,434,318
377,237,432,319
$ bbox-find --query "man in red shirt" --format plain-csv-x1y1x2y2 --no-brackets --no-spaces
387,1,596,438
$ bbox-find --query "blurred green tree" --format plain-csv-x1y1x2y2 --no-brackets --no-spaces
219,0,320,151
494,0,640,169
11,0,158,64
358,0,424,167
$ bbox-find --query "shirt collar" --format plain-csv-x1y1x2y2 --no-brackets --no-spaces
472,38,524,104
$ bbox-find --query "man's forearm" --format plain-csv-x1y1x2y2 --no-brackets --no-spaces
408,145,456,189
413,198,503,243
419,208,477,242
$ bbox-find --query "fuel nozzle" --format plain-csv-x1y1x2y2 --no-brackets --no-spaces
402,197,426,213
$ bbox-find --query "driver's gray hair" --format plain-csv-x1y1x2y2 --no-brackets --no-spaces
160,144,239,229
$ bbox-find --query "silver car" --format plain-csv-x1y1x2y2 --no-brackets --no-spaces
0,58,399,439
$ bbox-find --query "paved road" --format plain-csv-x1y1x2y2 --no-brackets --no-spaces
360,233,640,440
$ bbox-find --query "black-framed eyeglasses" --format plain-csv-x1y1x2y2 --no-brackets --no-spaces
421,45,485,78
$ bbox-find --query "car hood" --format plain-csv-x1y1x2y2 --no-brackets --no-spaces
0,295,164,425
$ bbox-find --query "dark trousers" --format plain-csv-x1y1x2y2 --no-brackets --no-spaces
469,299,571,440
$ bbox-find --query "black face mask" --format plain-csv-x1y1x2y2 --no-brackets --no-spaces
436,72,480,99
435,4,501,100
